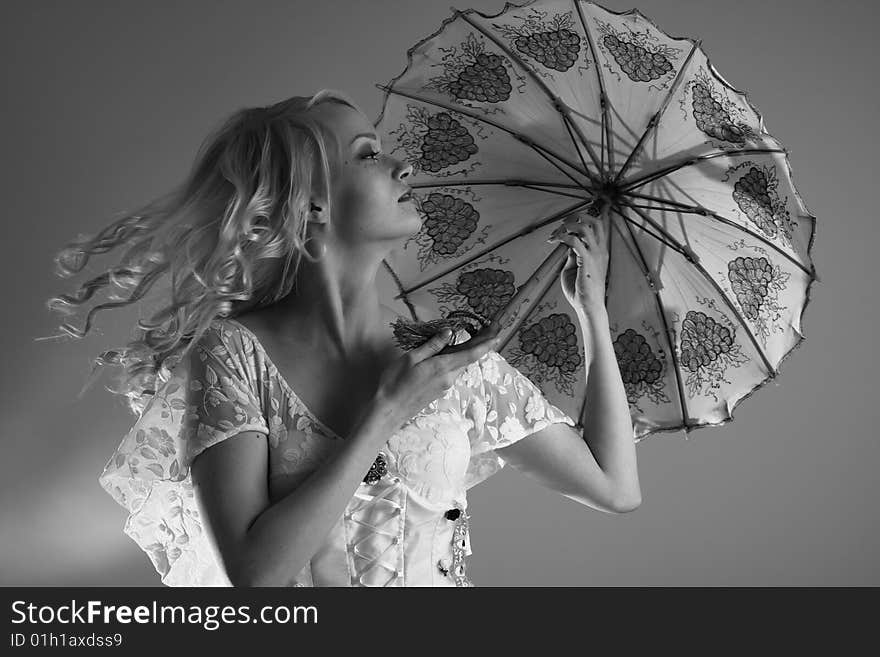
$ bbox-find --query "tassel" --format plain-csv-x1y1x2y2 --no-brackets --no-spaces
390,309,489,351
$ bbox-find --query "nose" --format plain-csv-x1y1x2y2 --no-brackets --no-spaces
394,157,413,180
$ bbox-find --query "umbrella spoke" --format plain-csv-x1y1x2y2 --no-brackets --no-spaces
413,179,592,200
376,85,595,191
612,204,691,431
397,198,595,296
572,0,613,176
496,245,570,354
620,205,778,379
615,202,695,260
625,191,815,278
620,148,786,192
520,184,592,201
455,9,605,184
572,0,615,177
613,41,700,184
561,111,599,185
410,179,586,189
617,201,700,263
382,259,419,321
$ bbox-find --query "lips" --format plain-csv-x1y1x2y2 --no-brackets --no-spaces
398,190,413,202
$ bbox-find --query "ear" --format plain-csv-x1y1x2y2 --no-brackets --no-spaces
308,200,330,225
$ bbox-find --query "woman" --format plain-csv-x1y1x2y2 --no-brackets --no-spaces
51,89,640,587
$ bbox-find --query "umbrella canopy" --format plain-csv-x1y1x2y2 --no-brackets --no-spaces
374,0,817,440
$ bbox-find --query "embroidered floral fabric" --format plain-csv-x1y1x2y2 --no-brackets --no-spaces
98,318,576,586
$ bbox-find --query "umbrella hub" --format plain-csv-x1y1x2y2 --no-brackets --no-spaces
597,182,621,204
589,183,622,215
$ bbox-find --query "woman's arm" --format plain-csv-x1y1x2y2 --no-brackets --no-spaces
191,325,500,586
494,209,640,513
192,409,395,587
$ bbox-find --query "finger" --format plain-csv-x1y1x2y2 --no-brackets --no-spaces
550,232,590,264
572,221,599,249
587,219,602,245
454,332,499,365
439,328,500,365
594,214,608,239
411,328,456,362
440,320,500,354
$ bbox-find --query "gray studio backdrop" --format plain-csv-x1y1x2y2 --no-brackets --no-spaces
2,0,876,586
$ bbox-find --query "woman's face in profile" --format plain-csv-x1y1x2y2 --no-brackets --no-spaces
309,102,421,246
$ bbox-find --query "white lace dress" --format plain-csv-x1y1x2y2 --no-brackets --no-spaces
99,317,576,586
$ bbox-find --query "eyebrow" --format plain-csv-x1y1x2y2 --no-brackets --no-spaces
349,132,379,146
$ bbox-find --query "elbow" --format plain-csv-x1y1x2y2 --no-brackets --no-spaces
231,568,282,588
228,565,262,588
612,490,642,514
228,555,276,588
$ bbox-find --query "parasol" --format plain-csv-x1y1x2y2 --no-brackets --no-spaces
374,0,817,440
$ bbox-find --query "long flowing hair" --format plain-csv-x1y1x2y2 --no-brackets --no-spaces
48,89,360,416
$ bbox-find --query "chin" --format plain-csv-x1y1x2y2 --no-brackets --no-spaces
399,204,424,233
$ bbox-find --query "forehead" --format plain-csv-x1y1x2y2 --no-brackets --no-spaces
309,102,375,153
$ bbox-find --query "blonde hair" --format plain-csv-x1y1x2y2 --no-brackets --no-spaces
48,88,361,415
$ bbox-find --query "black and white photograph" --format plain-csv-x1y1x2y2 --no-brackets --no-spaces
2,0,875,609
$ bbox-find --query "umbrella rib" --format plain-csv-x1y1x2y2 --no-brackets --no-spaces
455,9,605,183
382,259,419,321
611,204,691,430
624,192,814,278
614,203,695,259
560,113,598,185
377,84,593,191
572,0,612,176
496,247,568,355
520,184,592,201
410,179,586,190
397,198,595,296
623,204,777,378
613,40,700,184
617,200,701,264
620,148,786,192
411,178,592,201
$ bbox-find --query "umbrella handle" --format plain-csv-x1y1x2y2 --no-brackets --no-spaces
490,242,570,335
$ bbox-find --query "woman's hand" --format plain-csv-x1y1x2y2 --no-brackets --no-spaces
370,321,501,439
547,208,611,317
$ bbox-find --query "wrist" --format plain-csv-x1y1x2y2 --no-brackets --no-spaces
576,304,609,327
361,392,401,438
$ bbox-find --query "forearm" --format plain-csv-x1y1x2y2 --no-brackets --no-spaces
578,307,641,506
237,409,392,587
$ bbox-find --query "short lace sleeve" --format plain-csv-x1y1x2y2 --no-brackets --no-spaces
461,350,577,489
185,325,269,465
97,322,268,587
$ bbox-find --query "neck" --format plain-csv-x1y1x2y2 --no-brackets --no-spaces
261,243,389,361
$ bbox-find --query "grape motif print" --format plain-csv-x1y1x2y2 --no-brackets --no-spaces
492,8,586,76
431,266,518,320
508,310,583,396
677,306,749,401
424,33,514,104
612,328,669,407
730,164,796,248
683,69,756,145
388,105,483,178
405,191,491,271
593,18,681,88
726,255,790,346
